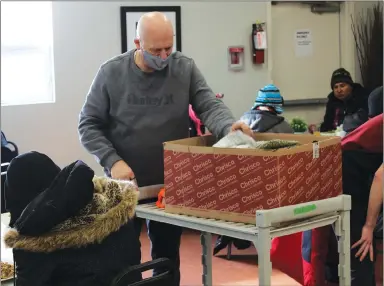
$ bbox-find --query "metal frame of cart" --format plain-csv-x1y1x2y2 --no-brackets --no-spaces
135,194,351,286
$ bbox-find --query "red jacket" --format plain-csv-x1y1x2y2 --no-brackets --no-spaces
341,114,383,153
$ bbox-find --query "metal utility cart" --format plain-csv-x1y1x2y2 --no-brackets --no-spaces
135,194,351,286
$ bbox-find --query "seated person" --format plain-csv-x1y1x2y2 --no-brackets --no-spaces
4,151,141,286
320,68,369,133
342,84,383,153
214,84,293,255
239,84,293,133
324,112,383,286
368,86,383,118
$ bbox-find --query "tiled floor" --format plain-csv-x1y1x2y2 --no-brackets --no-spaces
139,226,301,286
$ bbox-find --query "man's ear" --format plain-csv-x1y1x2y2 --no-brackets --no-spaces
134,38,140,49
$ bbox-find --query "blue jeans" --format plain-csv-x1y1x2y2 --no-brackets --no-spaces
134,217,183,286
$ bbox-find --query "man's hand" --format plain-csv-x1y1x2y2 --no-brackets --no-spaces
231,121,253,137
351,224,375,262
111,160,135,181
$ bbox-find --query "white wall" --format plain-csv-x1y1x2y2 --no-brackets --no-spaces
1,1,269,174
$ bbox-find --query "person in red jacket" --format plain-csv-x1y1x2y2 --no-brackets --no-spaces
341,113,383,153
324,87,383,286
303,87,383,286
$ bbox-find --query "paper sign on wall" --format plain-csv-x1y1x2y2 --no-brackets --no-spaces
295,29,313,58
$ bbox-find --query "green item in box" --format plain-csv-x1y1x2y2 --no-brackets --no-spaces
254,139,300,150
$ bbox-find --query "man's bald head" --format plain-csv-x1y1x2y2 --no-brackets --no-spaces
136,12,173,43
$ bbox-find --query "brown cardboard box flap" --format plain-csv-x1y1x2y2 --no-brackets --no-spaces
164,133,341,156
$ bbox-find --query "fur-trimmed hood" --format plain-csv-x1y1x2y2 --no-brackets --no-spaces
4,177,139,253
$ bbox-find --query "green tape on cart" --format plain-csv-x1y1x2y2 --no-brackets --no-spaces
293,204,317,215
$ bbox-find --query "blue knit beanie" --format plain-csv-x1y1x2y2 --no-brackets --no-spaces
252,84,284,114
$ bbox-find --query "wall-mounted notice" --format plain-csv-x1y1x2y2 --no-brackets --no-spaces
295,29,313,58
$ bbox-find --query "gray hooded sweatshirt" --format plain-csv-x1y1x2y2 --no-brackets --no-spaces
240,110,293,133
78,50,236,187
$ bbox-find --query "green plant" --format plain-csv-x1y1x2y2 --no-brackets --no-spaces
351,2,383,92
290,117,308,133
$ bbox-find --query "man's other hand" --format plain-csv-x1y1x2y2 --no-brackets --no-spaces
111,160,135,181
352,224,375,262
231,121,253,137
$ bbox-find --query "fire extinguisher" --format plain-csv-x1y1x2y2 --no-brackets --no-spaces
252,23,266,64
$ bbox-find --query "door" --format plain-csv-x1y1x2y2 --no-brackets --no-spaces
271,3,341,101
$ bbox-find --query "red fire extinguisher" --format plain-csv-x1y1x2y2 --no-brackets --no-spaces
252,23,266,64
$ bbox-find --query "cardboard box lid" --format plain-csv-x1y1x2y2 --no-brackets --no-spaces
163,133,341,156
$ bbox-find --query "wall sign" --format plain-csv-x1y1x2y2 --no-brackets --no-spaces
295,29,313,58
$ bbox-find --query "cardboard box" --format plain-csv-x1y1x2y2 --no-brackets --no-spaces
163,133,342,224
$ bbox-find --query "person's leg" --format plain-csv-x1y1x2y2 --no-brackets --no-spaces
325,227,339,284
213,235,231,255
341,150,381,286
350,203,376,286
147,219,183,286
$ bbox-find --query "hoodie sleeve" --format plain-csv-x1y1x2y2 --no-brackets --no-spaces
189,60,236,138
78,66,122,171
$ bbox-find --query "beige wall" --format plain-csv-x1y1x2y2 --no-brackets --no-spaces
2,1,364,173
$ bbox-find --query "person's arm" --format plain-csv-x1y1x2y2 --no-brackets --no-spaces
78,66,122,171
365,164,383,228
189,60,236,139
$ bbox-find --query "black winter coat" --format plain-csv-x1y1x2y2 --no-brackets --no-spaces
342,149,383,208
320,84,369,132
4,176,141,286
342,149,383,237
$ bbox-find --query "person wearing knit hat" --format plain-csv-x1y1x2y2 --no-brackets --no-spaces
252,84,284,114
330,68,354,92
241,84,292,133
320,68,370,132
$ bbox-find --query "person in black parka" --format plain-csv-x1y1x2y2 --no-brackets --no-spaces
3,151,141,286
320,68,370,133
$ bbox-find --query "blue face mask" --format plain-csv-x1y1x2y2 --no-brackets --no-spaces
142,50,170,71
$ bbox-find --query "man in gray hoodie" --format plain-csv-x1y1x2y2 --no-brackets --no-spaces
78,12,251,286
